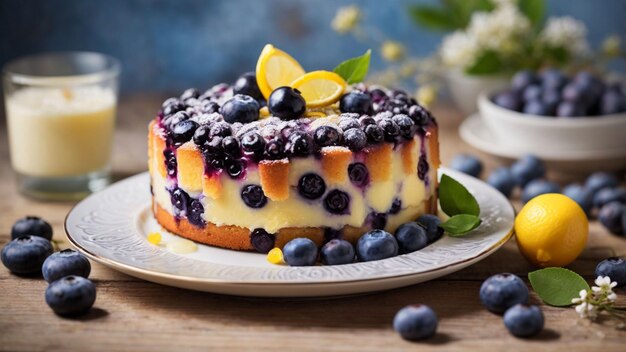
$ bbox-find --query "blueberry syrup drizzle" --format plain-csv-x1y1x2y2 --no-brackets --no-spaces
417,133,430,185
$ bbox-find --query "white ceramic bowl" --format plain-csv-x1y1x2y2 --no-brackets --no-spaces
478,93,626,154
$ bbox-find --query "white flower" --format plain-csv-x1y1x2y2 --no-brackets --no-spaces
467,3,530,54
607,292,617,302
571,289,588,304
440,31,480,68
594,276,617,290
438,2,530,69
540,16,590,57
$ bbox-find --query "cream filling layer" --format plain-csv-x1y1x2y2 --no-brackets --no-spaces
152,140,435,234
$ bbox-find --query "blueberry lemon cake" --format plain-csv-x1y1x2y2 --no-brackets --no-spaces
148,45,440,252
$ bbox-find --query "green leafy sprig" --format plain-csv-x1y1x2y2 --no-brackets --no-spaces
438,174,481,236
333,49,371,84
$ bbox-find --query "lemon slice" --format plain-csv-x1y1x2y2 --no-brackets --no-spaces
256,44,305,99
290,70,347,108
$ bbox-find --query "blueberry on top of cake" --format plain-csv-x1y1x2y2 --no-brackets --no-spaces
148,45,440,253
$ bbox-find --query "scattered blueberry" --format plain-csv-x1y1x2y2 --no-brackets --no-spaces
320,239,355,265
393,304,438,341
343,128,367,152
395,223,429,254
585,172,619,195
323,190,350,215
493,91,522,111
479,273,529,314
42,249,91,283
450,154,483,178
598,202,624,235
415,215,443,243
268,87,306,120
11,216,53,240
233,72,264,101
487,167,515,198
339,91,373,115
283,238,318,266
563,184,594,214
313,125,342,147
356,229,398,262
250,228,275,253
503,304,544,338
595,257,626,287
510,155,545,187
170,120,199,146
593,188,626,209
45,276,96,316
298,173,326,200
1,236,53,275
521,179,560,203
220,94,260,124
241,184,268,208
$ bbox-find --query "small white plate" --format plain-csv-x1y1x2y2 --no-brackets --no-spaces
65,169,514,297
460,114,626,173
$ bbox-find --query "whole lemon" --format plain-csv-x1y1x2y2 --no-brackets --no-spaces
515,193,588,267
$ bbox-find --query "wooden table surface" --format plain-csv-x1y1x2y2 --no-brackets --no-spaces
1,95,625,352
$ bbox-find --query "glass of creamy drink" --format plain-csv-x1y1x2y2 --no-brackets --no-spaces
3,52,120,200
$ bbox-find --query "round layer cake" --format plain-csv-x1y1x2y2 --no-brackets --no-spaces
148,83,439,252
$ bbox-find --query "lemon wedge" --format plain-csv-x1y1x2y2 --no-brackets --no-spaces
256,44,305,99
290,70,347,108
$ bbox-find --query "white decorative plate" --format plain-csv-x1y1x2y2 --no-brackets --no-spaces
65,168,514,297
460,114,626,173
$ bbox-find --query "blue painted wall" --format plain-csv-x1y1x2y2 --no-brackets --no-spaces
1,0,624,92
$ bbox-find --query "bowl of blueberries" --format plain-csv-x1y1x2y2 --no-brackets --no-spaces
478,69,626,154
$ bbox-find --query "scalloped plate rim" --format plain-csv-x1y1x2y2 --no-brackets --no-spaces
65,168,514,297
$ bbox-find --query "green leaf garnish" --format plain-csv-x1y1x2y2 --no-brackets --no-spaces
439,174,480,217
333,49,371,84
529,267,590,307
464,50,502,75
440,214,481,236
